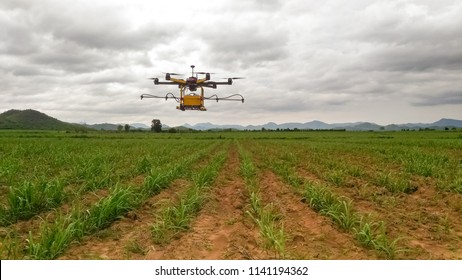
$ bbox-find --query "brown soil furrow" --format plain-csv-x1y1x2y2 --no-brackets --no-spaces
146,145,271,259
298,166,462,259
387,185,462,259
59,179,190,259
258,170,376,259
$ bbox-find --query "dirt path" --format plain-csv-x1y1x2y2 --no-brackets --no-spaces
146,145,271,259
258,170,375,259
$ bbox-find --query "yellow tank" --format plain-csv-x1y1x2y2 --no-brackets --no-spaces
183,95,203,106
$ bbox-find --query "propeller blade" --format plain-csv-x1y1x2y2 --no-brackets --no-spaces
162,72,182,76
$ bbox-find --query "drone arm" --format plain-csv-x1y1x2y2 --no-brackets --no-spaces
200,79,233,88
213,80,233,85
201,82,217,89
169,78,186,84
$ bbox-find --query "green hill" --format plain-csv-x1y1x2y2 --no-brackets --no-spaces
0,109,88,131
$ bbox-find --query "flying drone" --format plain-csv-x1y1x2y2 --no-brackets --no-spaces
140,65,244,111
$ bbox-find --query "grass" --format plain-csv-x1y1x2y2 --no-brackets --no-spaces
25,184,137,260
246,201,286,258
152,188,203,242
322,200,359,231
0,231,22,259
124,240,147,256
4,147,213,259
353,217,404,258
26,211,85,259
142,148,209,197
151,152,226,244
84,184,138,231
239,147,287,258
375,171,417,194
1,179,66,225
304,183,359,231
265,152,404,259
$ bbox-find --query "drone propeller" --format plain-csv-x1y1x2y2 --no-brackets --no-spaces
162,72,182,76
148,72,183,80
196,72,217,75
221,77,245,80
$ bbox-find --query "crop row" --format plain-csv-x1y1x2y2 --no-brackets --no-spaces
238,145,286,258
151,149,227,244
0,140,223,259
0,139,215,226
241,141,404,259
252,138,461,194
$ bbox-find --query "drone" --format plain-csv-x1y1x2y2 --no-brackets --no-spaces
140,65,244,111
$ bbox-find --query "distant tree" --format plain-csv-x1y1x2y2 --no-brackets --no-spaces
124,124,130,132
168,127,177,133
151,119,162,132
117,124,123,132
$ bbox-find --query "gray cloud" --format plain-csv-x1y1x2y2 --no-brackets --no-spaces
1,0,461,126
412,91,462,106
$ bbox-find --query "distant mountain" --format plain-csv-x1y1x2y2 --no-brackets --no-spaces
83,123,120,131
347,122,382,131
130,123,150,129
3,109,459,132
0,109,88,131
83,123,150,131
180,118,462,131
432,118,462,127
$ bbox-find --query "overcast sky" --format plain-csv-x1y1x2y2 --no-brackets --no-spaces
1,0,461,126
